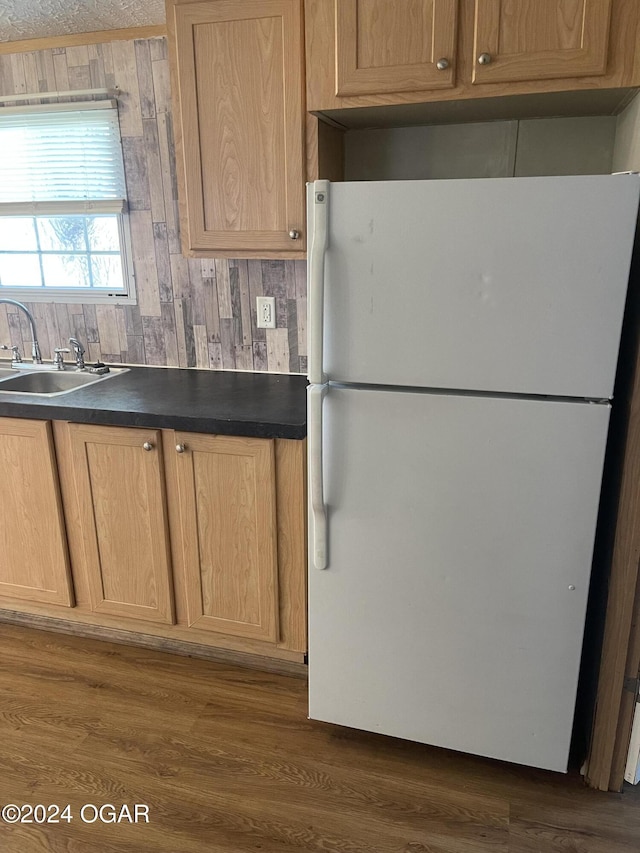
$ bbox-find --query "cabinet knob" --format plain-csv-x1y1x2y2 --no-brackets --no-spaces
288,229,300,240
436,58,449,71
143,441,154,451
176,443,186,453
477,52,492,65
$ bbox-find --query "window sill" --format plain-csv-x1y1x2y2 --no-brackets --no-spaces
0,290,136,306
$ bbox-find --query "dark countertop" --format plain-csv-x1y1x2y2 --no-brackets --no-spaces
0,366,308,439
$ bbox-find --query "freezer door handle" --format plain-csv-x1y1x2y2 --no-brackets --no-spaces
309,385,328,569
308,180,329,385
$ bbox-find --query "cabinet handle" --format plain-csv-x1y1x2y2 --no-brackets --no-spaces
176,443,186,453
436,58,449,71
288,229,300,240
143,441,154,451
477,53,492,65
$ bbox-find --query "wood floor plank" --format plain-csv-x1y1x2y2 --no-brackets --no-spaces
74,731,508,851
508,819,640,853
0,624,638,852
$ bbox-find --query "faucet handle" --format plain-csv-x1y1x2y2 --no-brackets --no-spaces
1,344,22,363
53,347,70,369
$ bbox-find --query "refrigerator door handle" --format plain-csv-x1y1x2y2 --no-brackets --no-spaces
308,180,329,385
309,384,328,569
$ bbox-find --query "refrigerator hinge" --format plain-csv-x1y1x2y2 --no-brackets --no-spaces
624,675,640,700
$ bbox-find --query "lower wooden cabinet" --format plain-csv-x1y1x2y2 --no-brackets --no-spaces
0,418,307,666
66,424,175,625
168,432,280,641
162,430,307,655
0,418,73,607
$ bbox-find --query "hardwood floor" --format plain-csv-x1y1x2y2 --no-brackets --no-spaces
0,624,638,852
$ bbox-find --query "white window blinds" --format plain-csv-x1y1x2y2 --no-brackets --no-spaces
0,101,127,214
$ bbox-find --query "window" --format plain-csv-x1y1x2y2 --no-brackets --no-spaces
0,101,135,303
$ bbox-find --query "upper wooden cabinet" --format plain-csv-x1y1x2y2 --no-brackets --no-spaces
0,418,72,607
472,0,613,85
306,0,640,112
167,0,306,258
336,0,458,96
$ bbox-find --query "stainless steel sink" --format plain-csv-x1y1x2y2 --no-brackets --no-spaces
0,367,128,396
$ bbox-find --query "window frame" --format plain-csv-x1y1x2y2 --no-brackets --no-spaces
0,212,136,305
0,100,136,305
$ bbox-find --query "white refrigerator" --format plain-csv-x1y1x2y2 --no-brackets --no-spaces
306,175,640,773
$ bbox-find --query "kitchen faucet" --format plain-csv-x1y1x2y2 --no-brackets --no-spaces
0,299,42,364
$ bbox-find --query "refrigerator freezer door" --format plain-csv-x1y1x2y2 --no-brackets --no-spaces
321,175,639,398
308,387,610,771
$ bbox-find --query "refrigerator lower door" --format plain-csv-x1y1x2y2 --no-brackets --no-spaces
308,386,611,772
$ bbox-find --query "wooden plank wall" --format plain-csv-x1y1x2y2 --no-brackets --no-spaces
0,38,307,373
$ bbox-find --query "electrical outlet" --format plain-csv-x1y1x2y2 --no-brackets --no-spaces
256,296,276,329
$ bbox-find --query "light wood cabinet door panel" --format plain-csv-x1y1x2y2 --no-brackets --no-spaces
172,433,279,642
169,0,305,254
0,418,73,607
472,0,613,84
68,424,175,624
336,0,459,95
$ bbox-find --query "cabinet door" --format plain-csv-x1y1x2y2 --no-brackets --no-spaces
168,0,305,255
68,425,174,624
0,418,72,607
472,0,613,84
335,0,458,96
172,433,279,642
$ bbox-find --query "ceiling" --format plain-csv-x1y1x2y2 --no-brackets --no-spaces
0,0,165,41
